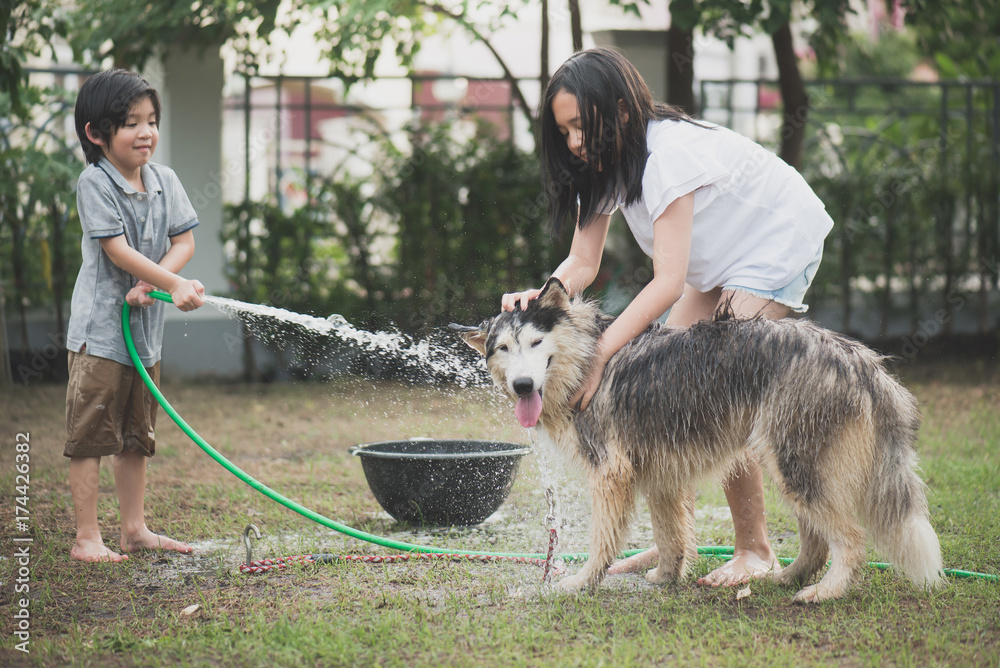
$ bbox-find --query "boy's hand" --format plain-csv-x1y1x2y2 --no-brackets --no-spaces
170,279,205,312
126,281,157,308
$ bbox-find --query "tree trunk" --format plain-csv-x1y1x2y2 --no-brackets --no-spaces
0,281,12,388
541,0,550,94
666,0,696,113
771,22,808,170
10,215,30,352
569,0,583,52
49,199,66,337
879,196,895,339
840,226,854,334
426,3,535,134
241,322,259,383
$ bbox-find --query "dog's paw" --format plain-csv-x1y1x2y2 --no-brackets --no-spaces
557,573,592,591
792,584,830,604
644,566,673,585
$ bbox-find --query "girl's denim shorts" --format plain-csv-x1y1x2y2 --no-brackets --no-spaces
723,244,824,314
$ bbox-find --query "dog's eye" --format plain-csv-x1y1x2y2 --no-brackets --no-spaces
531,339,542,348
497,344,508,352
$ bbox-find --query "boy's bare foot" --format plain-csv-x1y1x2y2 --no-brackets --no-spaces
71,539,129,563
607,546,659,574
121,529,194,555
697,549,780,587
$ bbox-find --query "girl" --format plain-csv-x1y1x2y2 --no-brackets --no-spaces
503,47,833,586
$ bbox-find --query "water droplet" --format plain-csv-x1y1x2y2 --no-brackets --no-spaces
326,313,349,329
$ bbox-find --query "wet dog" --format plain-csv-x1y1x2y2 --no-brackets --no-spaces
457,279,943,602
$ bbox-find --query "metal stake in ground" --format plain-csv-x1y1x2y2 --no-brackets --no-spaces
542,486,559,583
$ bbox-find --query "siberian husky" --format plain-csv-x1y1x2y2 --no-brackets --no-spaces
456,279,943,602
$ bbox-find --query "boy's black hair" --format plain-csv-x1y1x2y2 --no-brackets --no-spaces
74,69,161,165
538,47,700,237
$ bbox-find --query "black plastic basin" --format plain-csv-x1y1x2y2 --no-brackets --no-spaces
350,438,531,526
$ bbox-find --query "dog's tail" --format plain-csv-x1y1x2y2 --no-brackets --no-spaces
865,375,944,589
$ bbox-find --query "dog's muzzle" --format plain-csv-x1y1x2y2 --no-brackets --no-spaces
511,377,543,429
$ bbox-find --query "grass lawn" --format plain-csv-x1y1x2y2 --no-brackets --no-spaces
1,360,998,667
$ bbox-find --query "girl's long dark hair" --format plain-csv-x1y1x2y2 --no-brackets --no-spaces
538,47,696,237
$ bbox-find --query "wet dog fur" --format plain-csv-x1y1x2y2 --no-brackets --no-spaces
459,279,943,602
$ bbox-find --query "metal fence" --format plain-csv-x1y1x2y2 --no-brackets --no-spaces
8,68,999,347
222,72,538,208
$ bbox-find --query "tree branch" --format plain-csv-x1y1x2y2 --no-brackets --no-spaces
423,2,535,133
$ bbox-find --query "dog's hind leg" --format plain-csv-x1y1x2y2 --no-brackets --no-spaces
558,447,636,591
762,402,872,602
774,516,829,588
644,486,696,585
791,512,866,604
780,428,868,603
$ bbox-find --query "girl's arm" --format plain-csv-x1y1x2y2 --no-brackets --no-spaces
99,232,204,311
574,192,693,409
552,212,612,297
502,213,612,311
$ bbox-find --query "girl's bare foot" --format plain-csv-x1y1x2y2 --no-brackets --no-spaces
121,528,193,554
71,538,129,563
697,549,780,587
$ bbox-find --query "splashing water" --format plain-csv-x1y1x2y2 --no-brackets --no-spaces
202,295,489,387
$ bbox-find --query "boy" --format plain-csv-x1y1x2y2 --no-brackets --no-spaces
66,68,205,562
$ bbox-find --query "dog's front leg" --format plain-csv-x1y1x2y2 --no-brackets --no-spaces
559,450,636,591
644,486,696,584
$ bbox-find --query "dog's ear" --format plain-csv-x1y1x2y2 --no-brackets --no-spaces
449,320,490,357
536,277,571,310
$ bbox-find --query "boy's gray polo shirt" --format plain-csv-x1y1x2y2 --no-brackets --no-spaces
67,158,199,367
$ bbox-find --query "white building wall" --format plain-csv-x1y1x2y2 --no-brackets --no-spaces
146,47,246,378
154,48,228,297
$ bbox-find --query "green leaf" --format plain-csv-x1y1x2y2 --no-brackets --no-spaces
934,52,960,79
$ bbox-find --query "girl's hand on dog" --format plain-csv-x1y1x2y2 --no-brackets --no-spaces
572,357,607,411
502,288,541,312
573,338,617,411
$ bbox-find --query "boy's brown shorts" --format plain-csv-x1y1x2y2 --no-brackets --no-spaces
63,351,161,458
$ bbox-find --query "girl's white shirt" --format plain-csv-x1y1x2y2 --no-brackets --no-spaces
617,118,834,293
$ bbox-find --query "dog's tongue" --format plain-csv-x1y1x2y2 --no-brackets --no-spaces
515,391,543,428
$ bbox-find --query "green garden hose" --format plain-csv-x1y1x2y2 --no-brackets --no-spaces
123,290,996,581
